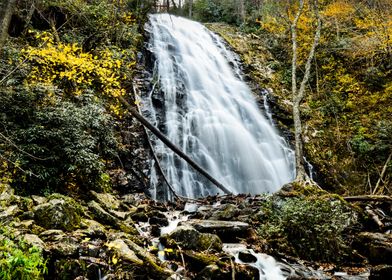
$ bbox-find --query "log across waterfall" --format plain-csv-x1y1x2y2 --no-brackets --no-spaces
143,14,295,199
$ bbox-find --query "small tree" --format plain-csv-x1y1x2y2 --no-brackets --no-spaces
291,0,321,182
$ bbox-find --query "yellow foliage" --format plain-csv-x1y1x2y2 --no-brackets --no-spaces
22,32,136,116
322,1,355,19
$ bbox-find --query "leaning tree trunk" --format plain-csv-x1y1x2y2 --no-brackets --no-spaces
291,0,321,182
0,0,17,50
118,96,232,195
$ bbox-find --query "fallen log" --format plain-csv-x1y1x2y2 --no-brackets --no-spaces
133,91,182,201
118,96,232,195
343,195,392,203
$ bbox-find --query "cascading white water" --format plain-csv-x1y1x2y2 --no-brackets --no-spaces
144,14,295,199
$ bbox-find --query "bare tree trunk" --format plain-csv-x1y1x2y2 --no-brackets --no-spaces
291,0,321,182
188,0,193,18
0,0,17,50
239,0,246,23
118,96,232,195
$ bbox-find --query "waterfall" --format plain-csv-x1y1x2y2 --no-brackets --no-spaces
143,14,295,199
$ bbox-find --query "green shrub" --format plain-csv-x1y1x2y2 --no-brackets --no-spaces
258,196,355,262
0,227,47,280
0,87,118,194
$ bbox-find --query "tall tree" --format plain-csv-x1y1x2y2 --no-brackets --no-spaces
239,0,246,23
291,0,321,182
0,0,17,50
188,0,193,17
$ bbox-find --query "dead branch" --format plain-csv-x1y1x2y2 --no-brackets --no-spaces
343,195,392,203
373,151,392,195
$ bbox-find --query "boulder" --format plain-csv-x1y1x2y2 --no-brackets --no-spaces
90,191,121,211
238,251,257,263
79,219,107,238
0,205,21,223
184,219,250,242
106,239,143,265
369,265,392,280
22,234,46,251
49,238,79,257
33,196,82,231
167,225,222,251
0,184,14,204
355,232,392,264
210,203,239,220
183,251,219,271
39,229,66,242
88,200,118,225
31,195,48,205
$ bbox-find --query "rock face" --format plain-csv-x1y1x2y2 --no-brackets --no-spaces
33,196,82,231
167,225,223,251
355,232,392,264
184,219,250,242
369,265,392,280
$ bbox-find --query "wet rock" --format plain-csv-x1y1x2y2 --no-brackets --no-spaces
39,229,66,242
369,265,392,280
210,203,239,220
109,209,129,220
195,264,222,280
149,211,169,226
91,191,121,211
106,239,143,265
79,242,102,258
0,184,14,204
236,264,260,280
19,210,34,220
79,219,107,238
131,211,149,222
88,200,118,225
31,195,47,205
184,219,250,242
0,205,21,223
11,195,34,211
22,234,46,251
238,250,257,263
33,196,82,231
183,251,219,271
167,225,222,251
184,202,198,214
121,193,148,207
356,232,392,264
49,237,79,257
12,219,41,233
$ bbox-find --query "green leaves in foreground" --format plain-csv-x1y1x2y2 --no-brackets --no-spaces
0,228,47,280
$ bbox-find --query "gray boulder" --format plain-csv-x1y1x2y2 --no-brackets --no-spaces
34,196,82,231
167,225,222,251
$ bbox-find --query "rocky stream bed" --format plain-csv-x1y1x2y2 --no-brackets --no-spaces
1,183,392,279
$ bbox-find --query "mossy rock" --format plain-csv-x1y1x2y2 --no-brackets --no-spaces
166,225,222,252
33,194,82,231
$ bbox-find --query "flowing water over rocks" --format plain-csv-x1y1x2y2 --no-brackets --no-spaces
143,14,295,199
